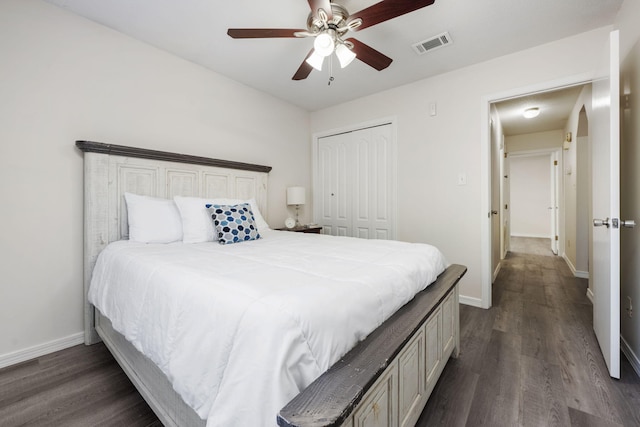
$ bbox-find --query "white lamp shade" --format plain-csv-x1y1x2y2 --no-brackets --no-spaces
314,32,335,57
305,51,325,71
336,43,356,68
287,187,306,205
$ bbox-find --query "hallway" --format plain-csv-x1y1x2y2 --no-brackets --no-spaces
417,237,640,426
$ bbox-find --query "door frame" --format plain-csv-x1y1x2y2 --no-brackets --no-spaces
311,116,398,239
501,143,510,259
507,148,561,252
551,150,561,255
480,73,595,309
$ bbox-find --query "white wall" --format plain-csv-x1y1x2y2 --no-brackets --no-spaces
562,86,592,275
509,155,552,238
505,130,563,152
616,0,640,375
0,0,310,362
311,27,610,304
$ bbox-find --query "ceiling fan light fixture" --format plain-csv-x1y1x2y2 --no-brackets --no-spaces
523,107,540,119
305,50,325,71
335,43,356,68
314,32,335,57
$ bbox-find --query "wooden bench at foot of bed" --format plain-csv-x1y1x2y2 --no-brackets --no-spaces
278,264,467,427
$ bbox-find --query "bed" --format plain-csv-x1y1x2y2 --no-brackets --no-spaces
77,140,467,427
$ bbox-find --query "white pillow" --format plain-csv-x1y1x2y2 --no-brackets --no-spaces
123,192,183,243
174,196,270,243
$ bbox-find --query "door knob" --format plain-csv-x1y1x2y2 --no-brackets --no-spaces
593,218,610,228
621,219,636,228
491,210,498,215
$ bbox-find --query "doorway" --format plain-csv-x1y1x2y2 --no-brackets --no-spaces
480,77,592,309
508,150,561,255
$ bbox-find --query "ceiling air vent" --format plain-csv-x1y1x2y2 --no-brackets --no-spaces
412,32,453,55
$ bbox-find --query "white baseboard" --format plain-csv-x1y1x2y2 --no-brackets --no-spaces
574,270,589,279
562,253,577,275
0,332,84,370
510,233,550,239
586,288,594,304
621,335,640,379
492,262,502,283
459,295,483,308
562,253,589,279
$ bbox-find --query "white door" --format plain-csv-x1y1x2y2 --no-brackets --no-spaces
502,154,510,257
351,125,395,239
550,152,560,255
316,124,396,239
318,132,351,236
490,121,501,271
591,30,621,379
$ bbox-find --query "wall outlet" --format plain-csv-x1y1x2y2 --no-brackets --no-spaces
627,296,633,318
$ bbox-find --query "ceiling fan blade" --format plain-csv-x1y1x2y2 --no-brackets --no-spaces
348,0,436,31
227,28,306,38
292,50,315,80
308,0,333,21
346,38,393,71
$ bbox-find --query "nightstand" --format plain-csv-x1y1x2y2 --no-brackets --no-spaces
276,225,323,234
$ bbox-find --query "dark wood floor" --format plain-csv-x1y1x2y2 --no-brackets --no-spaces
1,237,639,426
0,342,161,427
418,237,640,427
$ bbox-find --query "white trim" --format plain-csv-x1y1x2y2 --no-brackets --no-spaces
493,261,502,283
621,336,640,379
575,270,589,279
459,295,483,308
480,97,492,310
508,149,562,254
508,148,561,158
480,73,596,310
0,332,84,369
311,116,397,140
562,253,589,279
586,288,595,304
511,233,552,239
563,253,578,275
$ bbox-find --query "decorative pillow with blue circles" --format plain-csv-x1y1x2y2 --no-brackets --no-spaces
206,203,261,244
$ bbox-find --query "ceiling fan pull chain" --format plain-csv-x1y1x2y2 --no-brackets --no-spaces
328,55,334,86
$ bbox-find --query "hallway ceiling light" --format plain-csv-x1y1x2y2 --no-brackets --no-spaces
523,107,540,118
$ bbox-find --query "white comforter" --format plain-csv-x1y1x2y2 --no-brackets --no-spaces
88,230,448,427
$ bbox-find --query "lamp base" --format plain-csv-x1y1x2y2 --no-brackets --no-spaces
295,205,301,227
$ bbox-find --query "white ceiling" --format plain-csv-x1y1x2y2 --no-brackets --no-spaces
44,0,622,112
494,85,587,136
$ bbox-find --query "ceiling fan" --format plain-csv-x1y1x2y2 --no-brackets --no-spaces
227,0,436,80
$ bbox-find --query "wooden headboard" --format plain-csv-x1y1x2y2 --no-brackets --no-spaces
76,141,272,344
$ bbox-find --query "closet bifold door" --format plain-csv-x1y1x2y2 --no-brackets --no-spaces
318,131,352,237
316,123,396,240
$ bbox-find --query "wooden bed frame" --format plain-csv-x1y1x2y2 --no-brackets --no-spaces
77,140,466,427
